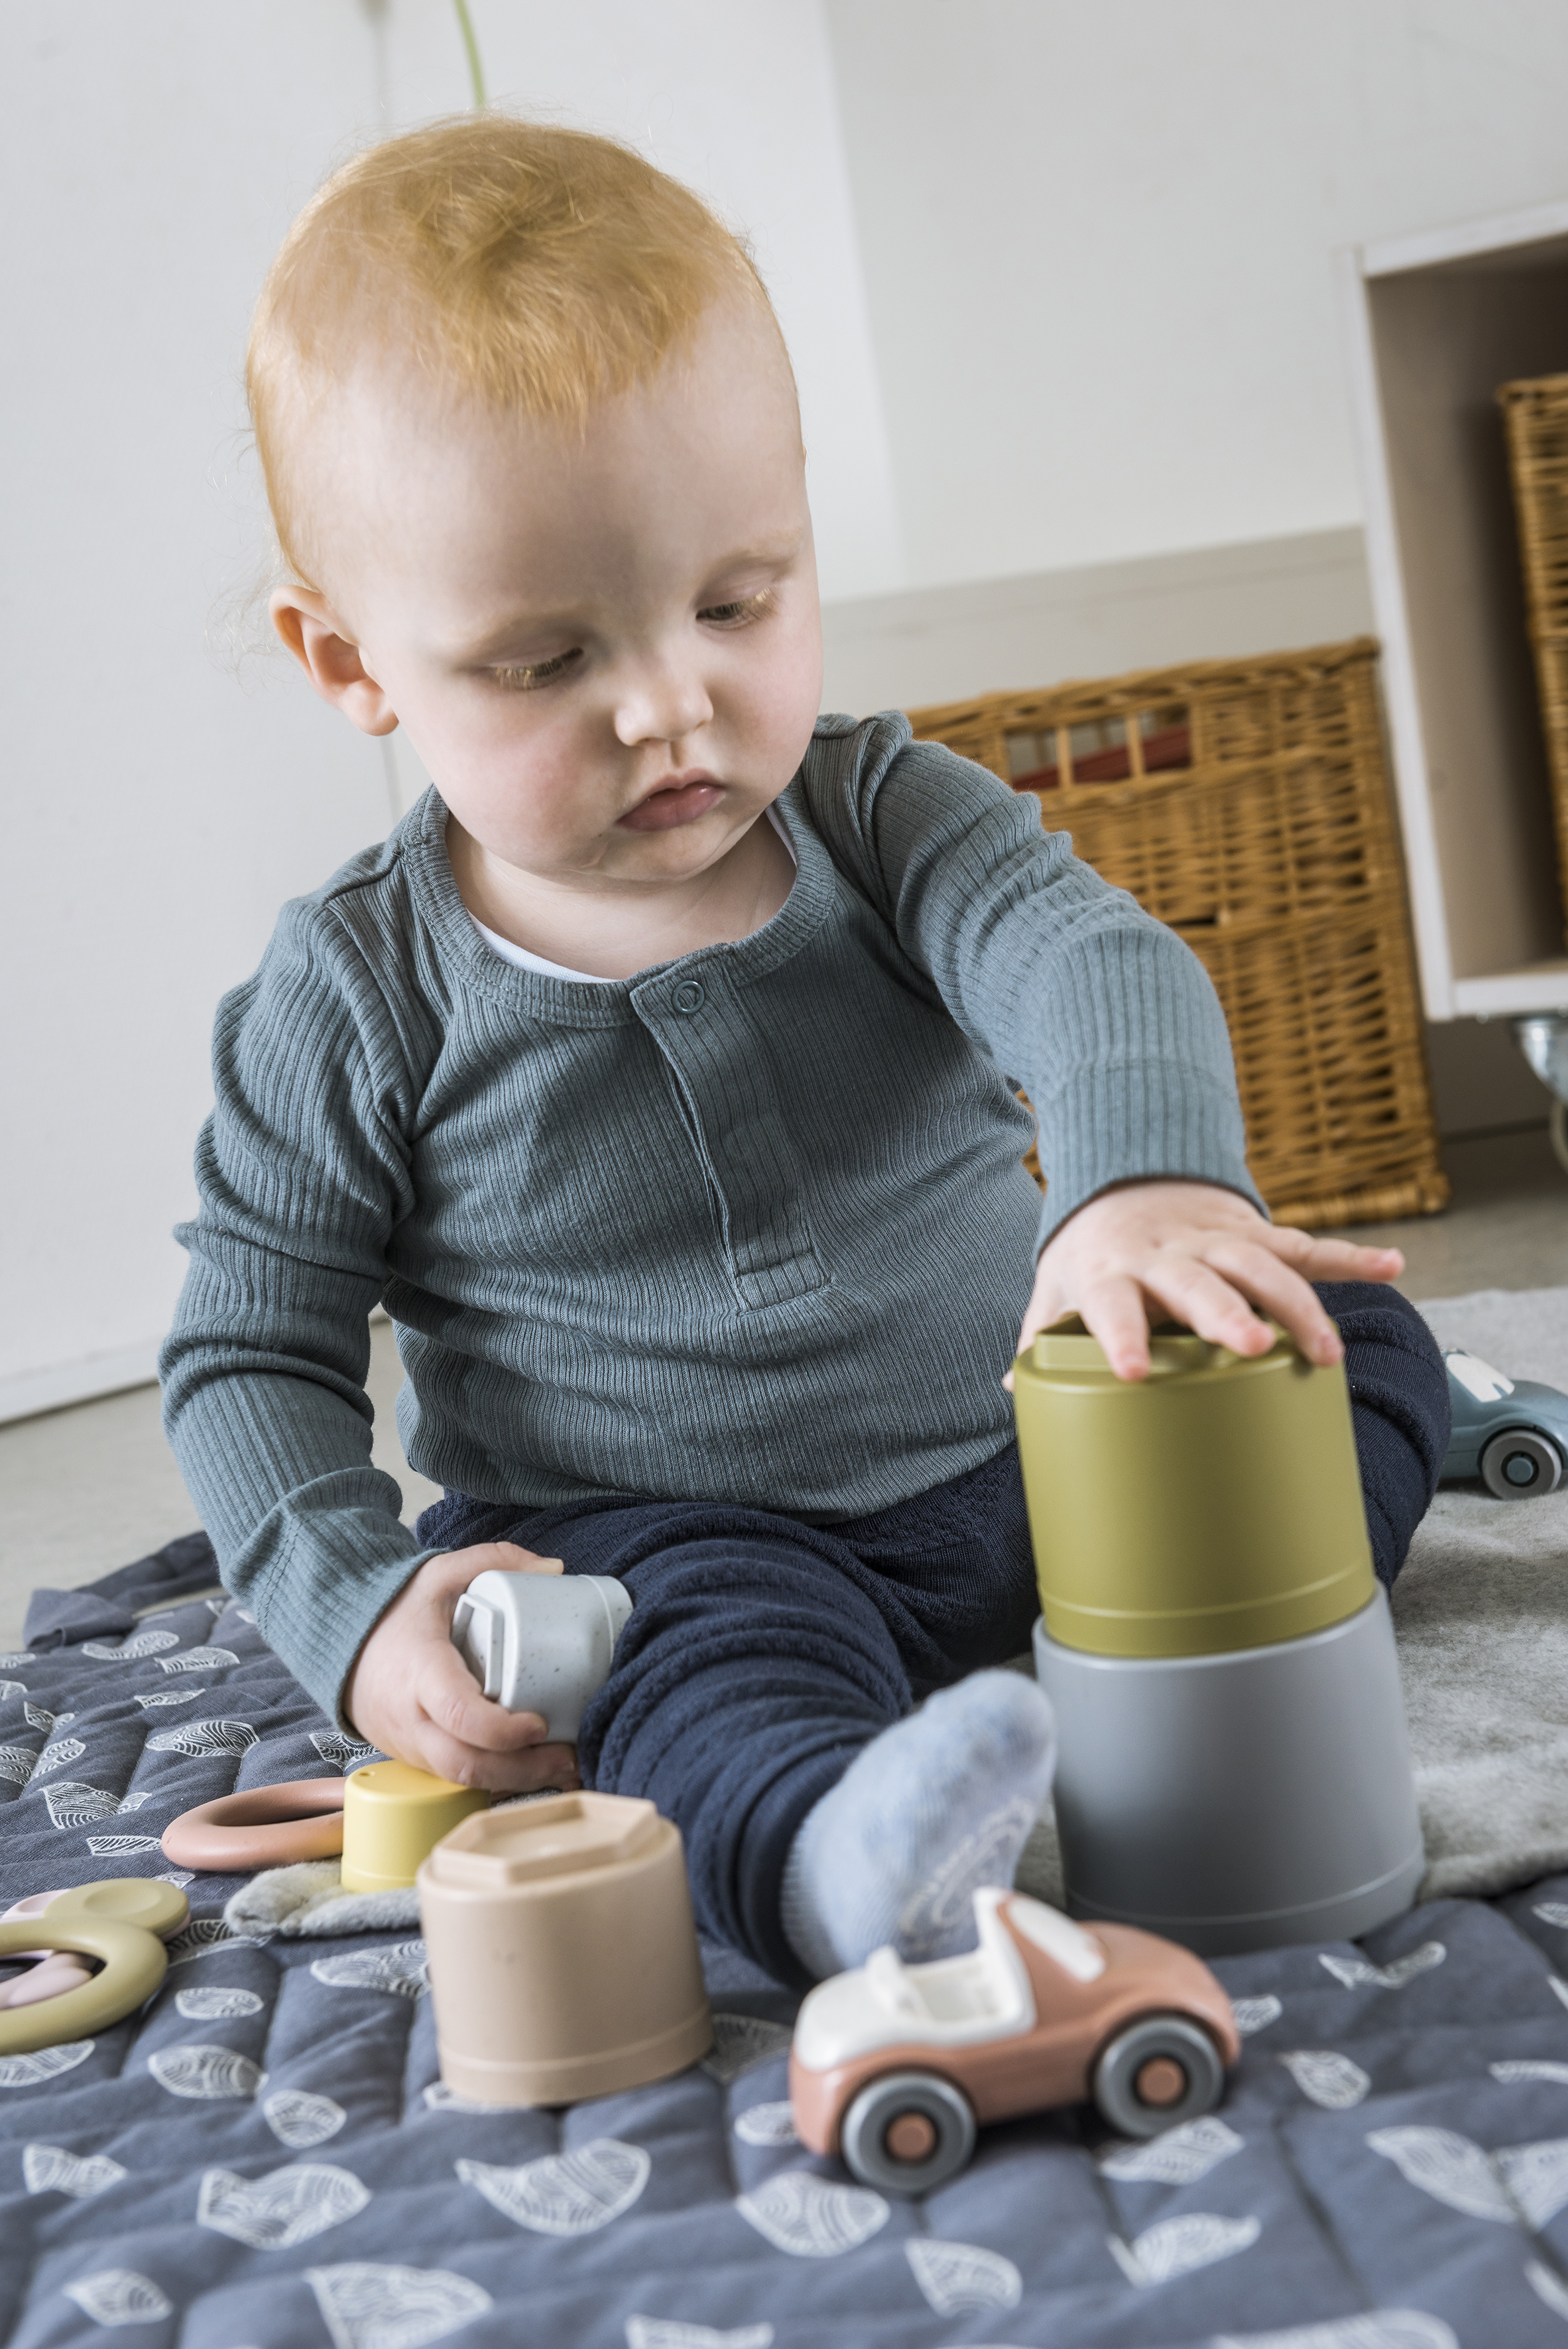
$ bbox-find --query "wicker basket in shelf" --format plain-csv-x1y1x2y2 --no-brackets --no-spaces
1498,371,1568,934
908,638,1449,1230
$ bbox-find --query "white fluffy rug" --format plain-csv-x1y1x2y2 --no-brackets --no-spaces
1397,1284,1568,1899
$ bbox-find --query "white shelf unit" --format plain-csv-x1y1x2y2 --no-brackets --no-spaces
1340,198,1568,1022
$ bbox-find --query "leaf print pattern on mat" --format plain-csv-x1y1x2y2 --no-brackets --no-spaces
733,2100,800,2147
23,1702,57,1732
1231,1994,1284,2036
312,1730,381,1771
306,2262,493,2349
626,2323,775,2349
1496,2137,1568,2228
1365,2127,1515,2222
1535,1903,1568,1929
1108,2212,1261,2287
457,2139,650,2234
1494,2060,1568,2086
62,2269,174,2325
134,1689,201,1708
43,1780,120,1829
23,2143,126,2197
1213,2313,1460,2347
0,2041,93,2088
735,2171,890,2258
176,1986,263,2020
32,1737,87,1775
1318,1943,1445,1992
1278,2050,1372,2109
0,1653,35,1668
81,1628,180,1661
165,1918,268,1966
157,1644,240,1675
86,1834,160,1856
1100,2116,1244,2182
702,2012,792,2083
312,1943,428,1999
198,2161,371,2248
906,2237,1022,2315
147,1718,259,1757
149,2044,266,2100
0,1746,36,1786
265,2089,347,2147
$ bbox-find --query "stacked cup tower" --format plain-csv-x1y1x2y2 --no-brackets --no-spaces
1015,1318,1424,1957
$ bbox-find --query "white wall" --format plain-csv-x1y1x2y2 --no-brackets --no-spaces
0,0,902,1411
1,7,395,1412
822,0,1568,588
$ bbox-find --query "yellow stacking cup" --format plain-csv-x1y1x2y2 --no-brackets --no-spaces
1012,1316,1376,1659
339,1762,491,1894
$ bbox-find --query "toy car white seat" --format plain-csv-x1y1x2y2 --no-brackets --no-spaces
794,1888,1107,2072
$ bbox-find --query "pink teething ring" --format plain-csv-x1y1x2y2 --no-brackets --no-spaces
160,1777,347,1870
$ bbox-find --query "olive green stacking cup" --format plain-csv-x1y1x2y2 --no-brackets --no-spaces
1013,1317,1376,1657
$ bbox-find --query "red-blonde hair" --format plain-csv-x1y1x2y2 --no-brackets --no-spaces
249,115,784,586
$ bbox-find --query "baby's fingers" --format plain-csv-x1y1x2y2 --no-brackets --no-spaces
420,1643,551,1754
1135,1255,1279,1363
1263,1228,1406,1284
1200,1241,1345,1366
1075,1274,1158,1382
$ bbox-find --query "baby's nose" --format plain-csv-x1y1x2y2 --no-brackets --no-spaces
612,655,713,748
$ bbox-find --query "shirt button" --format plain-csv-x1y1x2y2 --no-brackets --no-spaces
672,979,705,1014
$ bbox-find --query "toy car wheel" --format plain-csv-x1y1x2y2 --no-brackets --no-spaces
1091,2014,1225,2139
1479,1428,1563,1498
839,2069,977,2197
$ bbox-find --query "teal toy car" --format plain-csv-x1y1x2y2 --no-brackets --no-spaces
1441,1350,1568,1497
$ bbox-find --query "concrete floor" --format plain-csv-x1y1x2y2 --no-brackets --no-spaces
1,1122,1563,1653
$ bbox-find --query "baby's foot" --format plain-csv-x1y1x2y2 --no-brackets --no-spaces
779,1671,1056,1980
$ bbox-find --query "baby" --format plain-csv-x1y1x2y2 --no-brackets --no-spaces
162,118,1447,1986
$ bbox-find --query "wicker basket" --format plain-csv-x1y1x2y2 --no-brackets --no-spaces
908,638,1449,1229
1498,371,1568,933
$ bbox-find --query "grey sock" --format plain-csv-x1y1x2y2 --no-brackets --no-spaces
779,1671,1057,1981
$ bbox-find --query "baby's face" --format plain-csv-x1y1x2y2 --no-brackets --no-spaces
293,300,823,894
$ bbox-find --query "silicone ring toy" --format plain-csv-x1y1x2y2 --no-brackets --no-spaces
160,1777,347,1872
0,1880,189,2057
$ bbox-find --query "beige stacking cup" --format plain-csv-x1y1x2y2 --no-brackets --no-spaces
417,1791,712,2105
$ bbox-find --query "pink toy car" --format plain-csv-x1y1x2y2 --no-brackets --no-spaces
790,1886,1239,2195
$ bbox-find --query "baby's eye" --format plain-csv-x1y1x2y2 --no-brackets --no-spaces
491,649,582,692
697,590,773,629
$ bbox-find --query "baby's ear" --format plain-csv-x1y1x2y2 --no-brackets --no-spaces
269,585,399,737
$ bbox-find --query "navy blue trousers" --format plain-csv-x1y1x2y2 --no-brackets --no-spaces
416,1283,1449,1985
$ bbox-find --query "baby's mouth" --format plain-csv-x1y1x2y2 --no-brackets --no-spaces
617,778,724,833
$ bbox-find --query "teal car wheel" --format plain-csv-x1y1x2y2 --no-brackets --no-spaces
1479,1429,1562,1498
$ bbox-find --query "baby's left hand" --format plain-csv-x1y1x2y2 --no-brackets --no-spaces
1008,1179,1405,1386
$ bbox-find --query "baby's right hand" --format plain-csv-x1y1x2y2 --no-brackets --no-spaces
344,1543,583,1793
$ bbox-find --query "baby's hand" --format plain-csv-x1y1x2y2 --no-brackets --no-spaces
1008,1179,1405,1385
344,1543,583,1792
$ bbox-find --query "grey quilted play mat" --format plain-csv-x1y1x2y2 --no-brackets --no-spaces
7,1274,1568,2349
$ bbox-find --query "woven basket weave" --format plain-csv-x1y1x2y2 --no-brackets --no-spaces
908,638,1449,1230
1498,371,1568,933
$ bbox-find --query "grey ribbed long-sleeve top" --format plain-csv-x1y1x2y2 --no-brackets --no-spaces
160,713,1258,1722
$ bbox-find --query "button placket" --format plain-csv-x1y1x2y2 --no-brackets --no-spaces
633,971,825,1307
